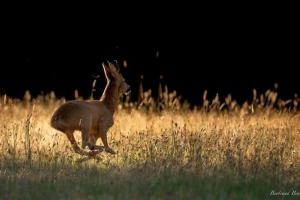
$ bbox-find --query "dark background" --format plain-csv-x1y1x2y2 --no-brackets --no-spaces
0,7,298,106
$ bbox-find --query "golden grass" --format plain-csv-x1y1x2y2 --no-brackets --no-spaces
1,93,299,175
0,88,299,199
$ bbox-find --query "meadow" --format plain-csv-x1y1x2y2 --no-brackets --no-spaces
0,85,299,199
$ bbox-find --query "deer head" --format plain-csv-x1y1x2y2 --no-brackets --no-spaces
102,61,131,96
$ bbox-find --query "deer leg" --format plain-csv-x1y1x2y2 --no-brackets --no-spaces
66,132,100,157
99,133,116,154
80,119,92,149
65,131,89,156
81,130,89,149
87,135,96,150
86,135,103,151
90,136,105,151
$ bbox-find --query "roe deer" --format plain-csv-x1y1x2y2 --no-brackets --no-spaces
50,61,130,156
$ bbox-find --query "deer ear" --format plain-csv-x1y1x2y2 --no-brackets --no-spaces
102,62,110,79
113,60,120,72
107,61,118,78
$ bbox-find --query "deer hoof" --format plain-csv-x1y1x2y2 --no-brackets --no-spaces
105,147,116,154
88,150,100,157
87,143,96,150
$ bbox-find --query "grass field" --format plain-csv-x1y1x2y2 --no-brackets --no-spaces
0,88,299,199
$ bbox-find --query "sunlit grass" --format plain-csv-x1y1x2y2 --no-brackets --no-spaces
0,86,299,199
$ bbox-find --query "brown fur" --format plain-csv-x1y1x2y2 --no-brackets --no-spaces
50,62,130,156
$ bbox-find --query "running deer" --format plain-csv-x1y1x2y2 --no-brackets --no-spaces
50,61,130,156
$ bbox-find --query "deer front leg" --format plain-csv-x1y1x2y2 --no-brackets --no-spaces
87,135,96,150
81,131,89,149
80,118,92,149
85,135,104,151
99,132,116,154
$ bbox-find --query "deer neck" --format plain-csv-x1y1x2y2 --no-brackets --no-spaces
100,79,119,114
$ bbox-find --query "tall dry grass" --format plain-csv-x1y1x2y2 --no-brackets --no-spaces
0,85,299,199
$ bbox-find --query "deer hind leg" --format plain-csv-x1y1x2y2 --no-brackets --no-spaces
65,130,89,156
